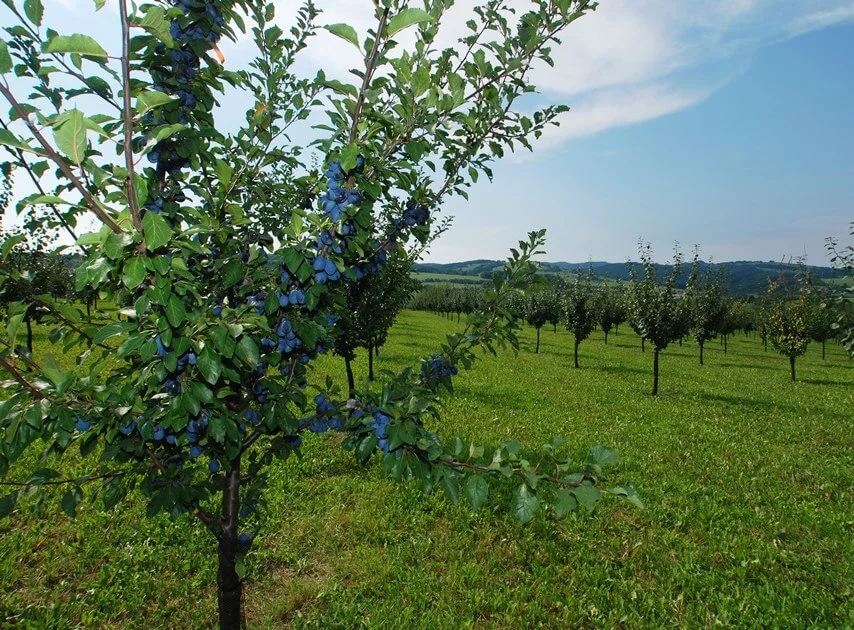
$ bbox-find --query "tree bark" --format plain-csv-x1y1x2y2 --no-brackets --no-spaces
604,330,609,344
641,337,645,353
822,340,826,360
723,334,728,354
651,348,660,396
789,354,796,382
535,327,540,354
345,356,355,397
218,459,242,630
368,344,375,381
573,339,580,369
26,316,33,353
699,341,704,365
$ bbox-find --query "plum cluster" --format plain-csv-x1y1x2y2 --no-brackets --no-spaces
321,161,361,221
420,354,458,387
308,393,344,432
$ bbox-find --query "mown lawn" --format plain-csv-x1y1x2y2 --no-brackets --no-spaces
2,310,853,628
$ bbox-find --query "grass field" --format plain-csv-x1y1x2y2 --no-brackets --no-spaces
2,310,853,627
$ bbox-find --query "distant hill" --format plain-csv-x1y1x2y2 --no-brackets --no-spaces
413,260,848,295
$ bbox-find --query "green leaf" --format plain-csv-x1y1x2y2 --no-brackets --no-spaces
93,0,106,9
61,486,83,518
572,485,602,514
26,194,71,206
53,109,87,164
196,347,221,385
339,143,360,173
553,488,578,517
165,295,187,327
0,41,12,75
0,491,18,518
386,8,432,38
93,321,134,344
463,475,488,509
103,231,131,259
135,90,177,116
511,484,539,524
220,260,244,289
208,415,227,443
236,336,259,367
43,33,108,58
138,5,175,48
607,485,645,510
586,445,619,468
440,472,460,504
141,211,172,250
323,23,359,49
24,0,43,26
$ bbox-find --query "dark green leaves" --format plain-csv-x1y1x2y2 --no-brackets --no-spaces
24,0,43,26
511,484,539,523
236,336,259,367
464,475,488,509
141,211,172,250
61,486,84,518
0,41,12,75
165,295,186,327
136,91,176,116
43,33,108,58
0,491,18,518
324,23,359,49
196,347,221,385
122,258,146,289
386,8,432,38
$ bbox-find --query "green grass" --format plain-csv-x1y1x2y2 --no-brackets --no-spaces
2,311,853,627
412,271,487,284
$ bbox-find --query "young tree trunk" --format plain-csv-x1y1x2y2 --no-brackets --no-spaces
573,339,580,369
678,337,682,347
535,327,540,354
723,334,728,354
789,354,796,382
344,356,355,397
615,323,620,335
604,330,609,344
763,336,767,352
641,337,645,353
822,340,826,360
26,316,33,353
218,460,242,630
699,341,704,365
86,300,91,318
553,323,557,333
368,344,375,381
651,348,660,396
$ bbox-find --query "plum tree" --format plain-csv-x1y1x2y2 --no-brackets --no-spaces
0,1,640,628
627,243,684,396
563,272,596,368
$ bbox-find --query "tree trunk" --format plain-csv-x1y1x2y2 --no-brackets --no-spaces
535,327,540,354
723,334,728,354
344,356,355,397
763,336,767,352
822,340,826,360
368,344,375,381
641,337,645,353
26,316,33,353
457,312,460,323
615,323,619,335
699,341,704,365
217,459,242,630
789,354,796,382
678,337,682,347
573,339,580,369
651,348,660,396
553,323,557,333
86,300,91,318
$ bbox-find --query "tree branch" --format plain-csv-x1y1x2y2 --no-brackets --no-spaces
119,0,145,240
0,81,124,234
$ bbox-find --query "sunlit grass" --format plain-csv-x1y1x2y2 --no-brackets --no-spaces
2,310,852,627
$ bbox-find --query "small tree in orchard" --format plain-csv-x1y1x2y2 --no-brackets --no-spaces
334,249,418,395
826,222,854,357
593,288,623,344
684,253,726,365
766,278,810,381
524,285,560,353
717,298,744,354
806,296,837,360
0,1,640,628
563,272,596,368
628,243,684,396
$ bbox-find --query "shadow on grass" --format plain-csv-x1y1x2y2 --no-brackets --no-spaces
595,364,649,376
696,391,853,424
799,378,854,387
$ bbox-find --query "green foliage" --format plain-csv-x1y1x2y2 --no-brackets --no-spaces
562,271,596,366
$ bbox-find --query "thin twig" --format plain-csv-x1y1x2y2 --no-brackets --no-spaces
348,7,389,145
0,81,124,234
119,0,145,240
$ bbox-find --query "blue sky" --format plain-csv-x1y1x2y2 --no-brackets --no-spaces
4,0,854,265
